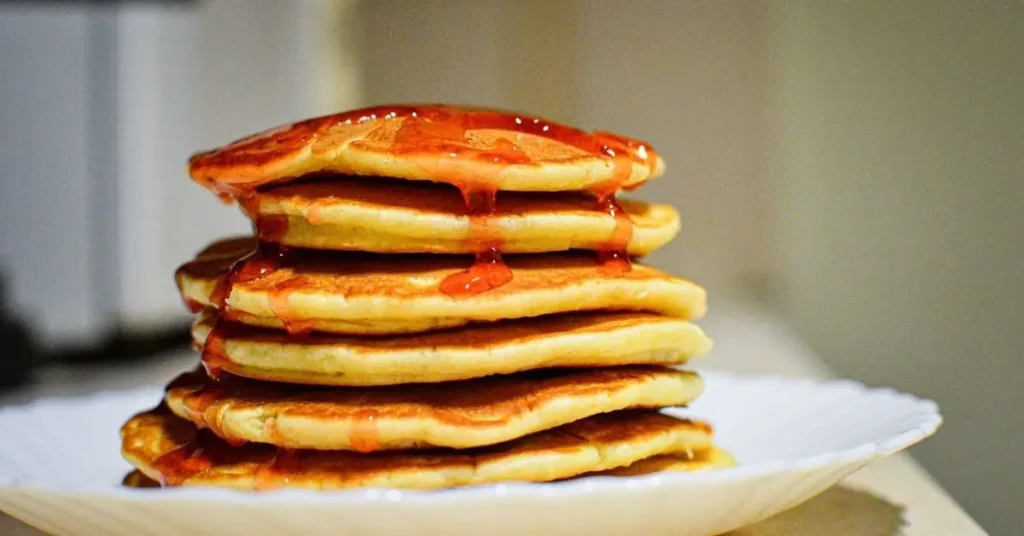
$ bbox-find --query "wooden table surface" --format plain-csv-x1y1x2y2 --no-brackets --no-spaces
0,303,987,535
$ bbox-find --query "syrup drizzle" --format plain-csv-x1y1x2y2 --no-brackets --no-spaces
254,448,303,491
439,247,513,297
439,185,515,297
595,195,633,274
237,192,261,219
349,409,381,453
151,432,217,487
305,201,327,226
255,214,289,243
195,243,305,375
268,277,316,337
178,385,248,446
200,320,231,379
180,387,221,426
265,415,287,445
151,427,277,487
592,155,636,274
188,105,654,300
182,297,206,314
191,105,657,195
208,242,292,313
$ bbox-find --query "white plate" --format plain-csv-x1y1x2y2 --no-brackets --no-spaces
0,371,941,536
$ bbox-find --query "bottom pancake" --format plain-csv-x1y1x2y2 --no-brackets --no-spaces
597,447,736,476
121,448,736,489
121,408,714,491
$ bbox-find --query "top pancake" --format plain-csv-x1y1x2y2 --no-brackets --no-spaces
188,105,665,195
250,177,680,255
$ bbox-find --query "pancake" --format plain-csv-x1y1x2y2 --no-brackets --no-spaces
175,237,707,335
190,311,711,385
249,177,680,254
190,309,712,385
121,447,736,489
163,366,704,451
121,408,714,490
188,105,665,196
595,447,737,476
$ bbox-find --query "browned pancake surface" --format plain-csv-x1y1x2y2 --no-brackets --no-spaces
163,365,703,450
174,238,706,335
121,408,713,490
189,311,711,386
178,241,680,301
188,105,663,194
195,310,697,354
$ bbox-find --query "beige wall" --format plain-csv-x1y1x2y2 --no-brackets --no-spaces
765,2,1023,532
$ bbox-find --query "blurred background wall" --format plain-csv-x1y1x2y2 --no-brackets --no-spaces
0,0,1019,531
764,2,1022,532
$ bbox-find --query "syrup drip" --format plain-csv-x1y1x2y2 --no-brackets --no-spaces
254,448,303,491
439,248,513,297
268,277,316,337
151,435,216,487
208,242,292,314
200,246,291,379
592,151,636,274
237,193,261,219
348,106,653,177
386,111,533,184
255,214,289,243
150,427,265,487
595,196,633,275
305,201,327,226
180,387,222,426
349,409,381,453
239,192,291,243
182,297,205,314
440,185,514,297
179,385,247,445
197,242,317,365
200,327,229,379
190,105,658,298
265,415,287,445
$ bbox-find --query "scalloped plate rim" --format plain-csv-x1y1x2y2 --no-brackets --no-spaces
0,370,942,505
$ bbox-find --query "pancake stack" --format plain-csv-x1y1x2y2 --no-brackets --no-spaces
120,105,733,490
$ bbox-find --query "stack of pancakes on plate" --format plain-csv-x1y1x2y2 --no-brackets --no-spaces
120,105,733,490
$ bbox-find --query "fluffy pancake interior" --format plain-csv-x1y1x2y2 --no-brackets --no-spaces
164,365,704,451
190,310,711,385
121,408,713,490
175,237,707,335
252,177,680,255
